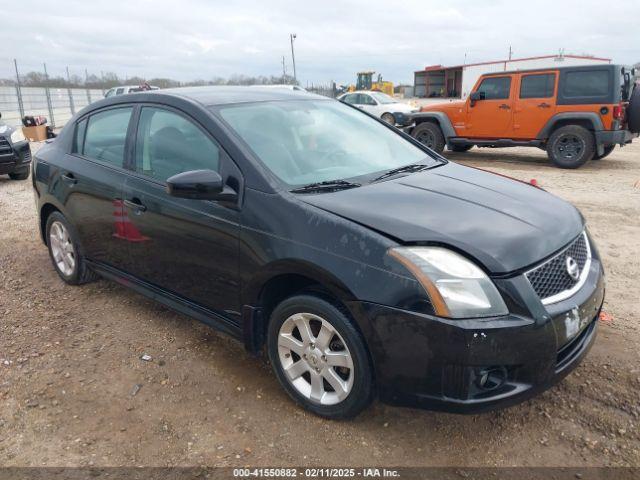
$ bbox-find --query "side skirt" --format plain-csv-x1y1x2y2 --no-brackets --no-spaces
86,260,243,340
448,138,543,149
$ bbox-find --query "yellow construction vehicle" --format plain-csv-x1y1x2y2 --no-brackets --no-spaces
347,71,394,96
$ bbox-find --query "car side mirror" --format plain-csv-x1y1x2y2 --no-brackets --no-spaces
469,91,485,106
166,169,236,201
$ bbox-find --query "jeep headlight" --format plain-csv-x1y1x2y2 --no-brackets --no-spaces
389,247,508,318
10,129,26,144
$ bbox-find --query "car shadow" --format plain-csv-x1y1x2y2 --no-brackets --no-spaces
444,148,630,172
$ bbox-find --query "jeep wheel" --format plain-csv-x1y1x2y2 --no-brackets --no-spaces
593,145,615,160
267,294,374,419
411,122,445,154
546,125,595,169
449,144,473,153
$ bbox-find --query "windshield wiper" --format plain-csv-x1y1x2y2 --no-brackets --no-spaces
372,163,431,182
290,179,361,194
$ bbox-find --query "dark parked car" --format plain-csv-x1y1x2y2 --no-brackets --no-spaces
0,113,31,180
32,87,604,419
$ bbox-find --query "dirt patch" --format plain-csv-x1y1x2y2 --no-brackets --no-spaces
0,142,639,467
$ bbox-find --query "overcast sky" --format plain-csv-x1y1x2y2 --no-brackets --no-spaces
2,0,638,86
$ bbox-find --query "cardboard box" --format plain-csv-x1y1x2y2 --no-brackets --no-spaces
22,125,48,142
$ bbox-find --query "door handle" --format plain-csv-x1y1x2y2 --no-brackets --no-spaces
538,102,551,108
498,104,511,110
61,173,77,185
124,198,147,213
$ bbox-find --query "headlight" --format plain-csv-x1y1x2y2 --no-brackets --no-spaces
10,129,26,144
388,247,508,319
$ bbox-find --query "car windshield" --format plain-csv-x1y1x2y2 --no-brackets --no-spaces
217,100,439,187
369,92,397,104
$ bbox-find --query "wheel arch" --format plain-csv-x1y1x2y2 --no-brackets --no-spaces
537,113,604,141
39,202,64,245
241,259,364,354
411,112,456,139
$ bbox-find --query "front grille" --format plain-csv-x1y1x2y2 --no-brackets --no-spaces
526,232,590,304
0,137,12,156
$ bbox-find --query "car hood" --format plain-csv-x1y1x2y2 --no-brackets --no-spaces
300,162,584,274
389,102,417,113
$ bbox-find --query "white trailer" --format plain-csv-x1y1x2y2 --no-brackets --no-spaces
414,54,611,99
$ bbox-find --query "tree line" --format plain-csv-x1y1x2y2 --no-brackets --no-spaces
0,71,299,89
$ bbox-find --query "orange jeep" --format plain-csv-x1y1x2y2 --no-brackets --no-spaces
407,65,640,168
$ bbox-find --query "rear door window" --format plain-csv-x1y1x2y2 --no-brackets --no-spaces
82,107,133,168
476,76,511,100
341,94,357,105
520,73,556,98
562,70,610,97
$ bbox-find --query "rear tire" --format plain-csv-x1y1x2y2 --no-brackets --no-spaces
593,145,615,160
546,125,595,169
411,122,445,154
46,212,98,285
8,170,29,180
267,294,374,419
449,144,473,152
627,86,640,134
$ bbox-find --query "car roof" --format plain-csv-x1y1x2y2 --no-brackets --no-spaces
481,64,627,77
145,86,325,106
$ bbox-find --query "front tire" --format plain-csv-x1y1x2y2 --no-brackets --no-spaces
267,294,374,419
546,125,595,168
411,122,445,154
46,212,98,285
8,170,29,180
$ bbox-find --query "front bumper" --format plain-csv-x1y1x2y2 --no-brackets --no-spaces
595,129,638,146
349,257,605,414
392,111,417,127
0,140,31,175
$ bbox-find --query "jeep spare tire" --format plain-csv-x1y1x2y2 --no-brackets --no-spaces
627,86,640,134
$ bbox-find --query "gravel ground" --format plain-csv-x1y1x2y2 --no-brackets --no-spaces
0,141,639,467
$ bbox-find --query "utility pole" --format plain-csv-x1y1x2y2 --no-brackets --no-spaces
508,46,513,60
290,33,297,84
13,59,24,119
282,55,287,83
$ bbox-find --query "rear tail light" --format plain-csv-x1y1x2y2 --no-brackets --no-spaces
613,103,625,121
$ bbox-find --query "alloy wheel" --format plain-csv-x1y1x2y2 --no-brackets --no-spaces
416,130,435,148
49,221,76,276
554,134,584,159
277,312,354,405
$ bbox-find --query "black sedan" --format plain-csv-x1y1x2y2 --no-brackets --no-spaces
32,87,604,419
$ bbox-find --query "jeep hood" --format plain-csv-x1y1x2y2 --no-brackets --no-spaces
301,162,584,274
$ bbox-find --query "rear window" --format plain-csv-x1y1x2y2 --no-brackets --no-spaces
476,76,511,100
520,73,555,98
562,70,610,98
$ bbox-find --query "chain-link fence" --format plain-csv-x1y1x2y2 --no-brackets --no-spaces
0,85,105,128
306,82,339,98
